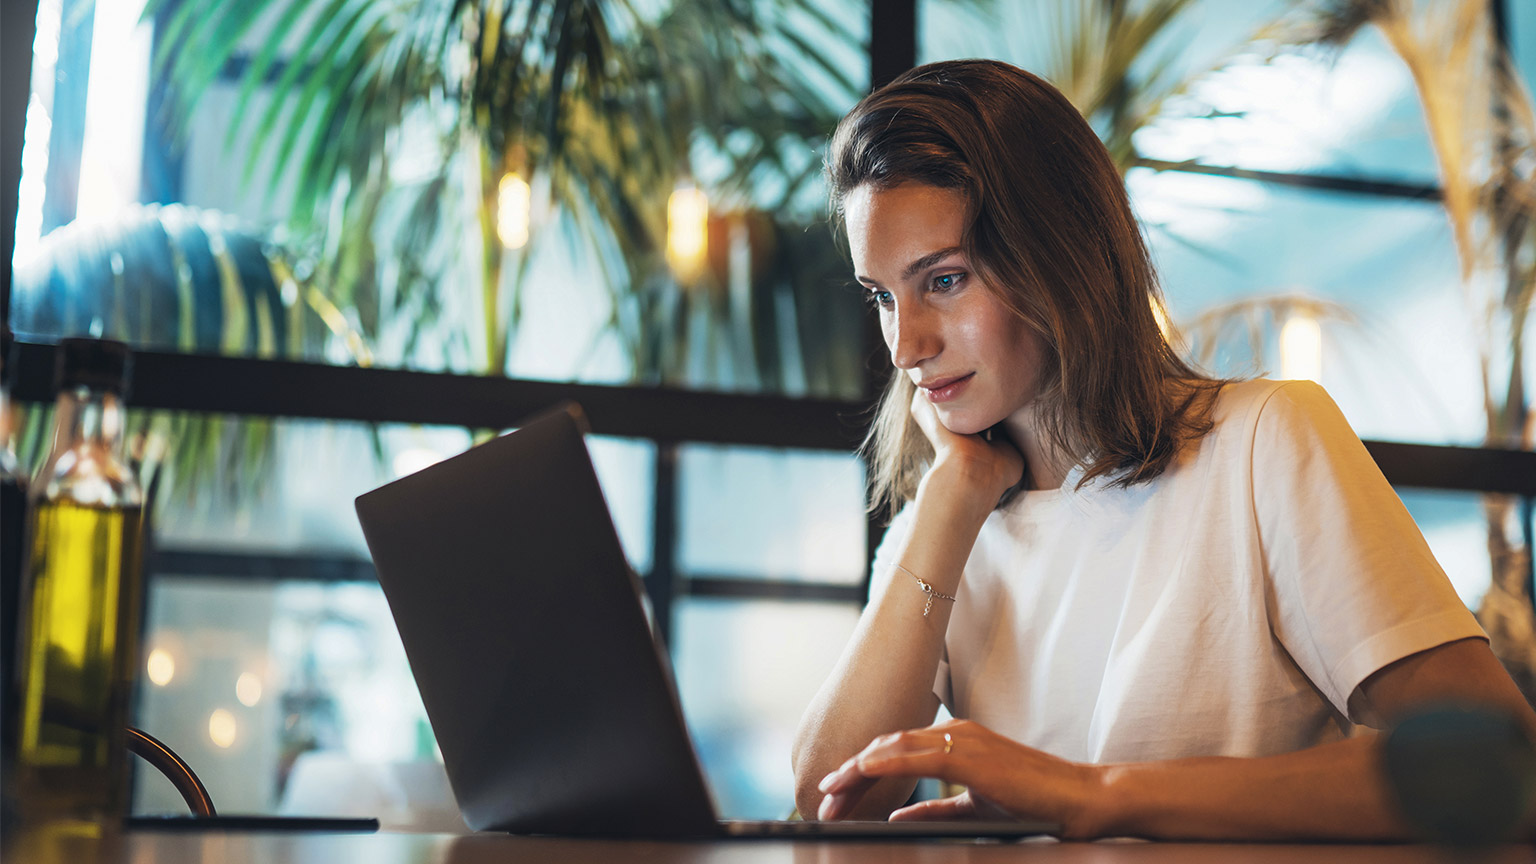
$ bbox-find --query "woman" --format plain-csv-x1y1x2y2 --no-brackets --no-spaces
790,58,1536,840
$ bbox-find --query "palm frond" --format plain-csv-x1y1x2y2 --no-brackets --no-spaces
1021,0,1256,173
1279,0,1536,443
222,0,321,154
148,0,864,391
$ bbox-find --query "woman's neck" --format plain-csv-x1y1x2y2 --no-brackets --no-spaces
1001,409,1074,491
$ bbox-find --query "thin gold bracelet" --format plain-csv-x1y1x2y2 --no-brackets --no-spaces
893,564,956,617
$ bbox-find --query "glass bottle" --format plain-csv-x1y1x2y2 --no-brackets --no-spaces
14,338,144,829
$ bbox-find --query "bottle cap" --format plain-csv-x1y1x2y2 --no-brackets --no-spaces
55,337,133,397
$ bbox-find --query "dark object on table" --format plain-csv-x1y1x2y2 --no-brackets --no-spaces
1383,706,1536,845
126,815,380,832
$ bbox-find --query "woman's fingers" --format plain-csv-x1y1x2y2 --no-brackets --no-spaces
818,754,862,793
816,728,961,820
888,793,979,822
852,747,953,785
820,721,1093,829
816,763,880,820
816,775,882,820
909,390,947,448
816,791,847,821
820,731,958,794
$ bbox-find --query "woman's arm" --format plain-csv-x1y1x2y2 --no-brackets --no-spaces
816,637,1536,839
791,459,999,820
792,397,1024,821
1091,636,1536,840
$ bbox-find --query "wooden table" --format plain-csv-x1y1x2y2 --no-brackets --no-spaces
6,828,1535,864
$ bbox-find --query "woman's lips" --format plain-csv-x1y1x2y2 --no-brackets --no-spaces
921,373,974,403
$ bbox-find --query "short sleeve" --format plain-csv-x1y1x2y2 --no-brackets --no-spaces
868,505,953,707
1253,381,1486,721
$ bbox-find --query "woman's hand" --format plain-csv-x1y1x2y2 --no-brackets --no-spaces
814,718,1104,838
910,392,1025,507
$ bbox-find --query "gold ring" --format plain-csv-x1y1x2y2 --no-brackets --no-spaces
942,732,954,755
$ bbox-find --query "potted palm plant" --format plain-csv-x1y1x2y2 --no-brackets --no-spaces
143,0,870,393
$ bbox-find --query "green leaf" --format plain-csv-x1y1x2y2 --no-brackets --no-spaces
244,0,360,190
224,0,322,155
168,0,284,127
295,21,390,223
262,1,384,217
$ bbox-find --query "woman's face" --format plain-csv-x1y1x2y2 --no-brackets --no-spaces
844,181,1048,436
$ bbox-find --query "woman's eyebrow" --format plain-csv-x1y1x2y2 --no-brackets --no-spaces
855,246,964,285
902,246,964,280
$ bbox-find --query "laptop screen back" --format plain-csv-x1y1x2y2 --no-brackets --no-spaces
355,405,719,837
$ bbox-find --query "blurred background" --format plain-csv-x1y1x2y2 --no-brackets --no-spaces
2,0,1535,828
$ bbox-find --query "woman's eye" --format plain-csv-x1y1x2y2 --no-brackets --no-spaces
865,289,893,309
932,272,964,292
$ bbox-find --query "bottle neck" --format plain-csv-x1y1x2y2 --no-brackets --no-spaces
54,387,127,453
35,386,138,507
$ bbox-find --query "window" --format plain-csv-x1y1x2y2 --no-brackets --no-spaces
11,0,873,399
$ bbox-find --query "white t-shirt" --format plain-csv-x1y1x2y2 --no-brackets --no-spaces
870,379,1486,764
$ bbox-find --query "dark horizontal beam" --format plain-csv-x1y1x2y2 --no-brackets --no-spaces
685,577,864,604
151,548,376,582
1363,440,1536,498
149,547,867,603
1137,158,1442,201
13,340,873,451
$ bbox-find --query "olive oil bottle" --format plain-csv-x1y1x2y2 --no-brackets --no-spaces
14,339,143,829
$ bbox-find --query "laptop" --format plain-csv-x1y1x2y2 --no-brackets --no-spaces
354,403,1056,840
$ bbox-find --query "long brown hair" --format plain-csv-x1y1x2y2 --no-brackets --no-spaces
828,59,1224,517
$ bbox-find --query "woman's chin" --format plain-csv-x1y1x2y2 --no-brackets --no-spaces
934,406,994,437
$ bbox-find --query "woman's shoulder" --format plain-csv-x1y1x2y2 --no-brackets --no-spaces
1211,376,1286,410
1208,378,1334,429
1171,378,1347,473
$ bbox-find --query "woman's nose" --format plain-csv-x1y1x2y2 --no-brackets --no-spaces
888,305,940,370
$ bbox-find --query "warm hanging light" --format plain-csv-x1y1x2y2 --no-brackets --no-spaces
146,649,175,687
1280,312,1322,382
667,185,709,282
208,709,237,749
497,172,531,249
236,672,263,707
